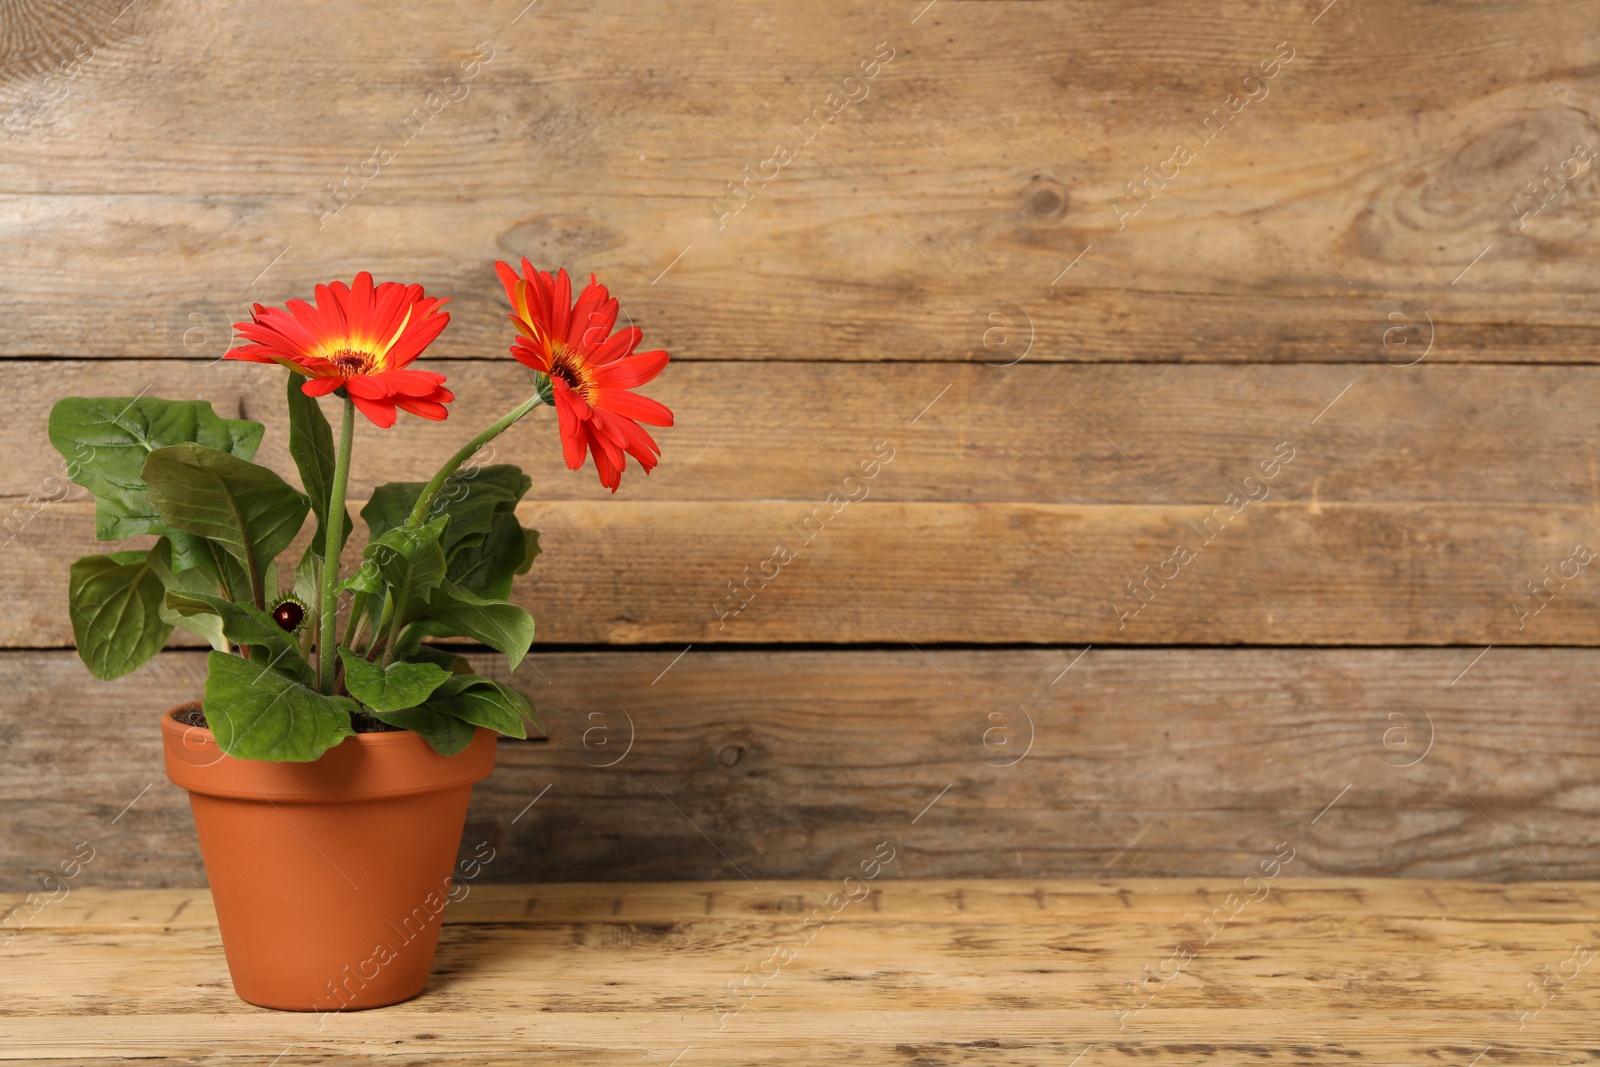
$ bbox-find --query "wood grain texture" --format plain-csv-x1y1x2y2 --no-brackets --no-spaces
0,1,1597,361
3,880,1597,1063
6,497,1600,646
8,361,1597,645
6,360,1600,504
5,0,1600,893
5,647,1598,890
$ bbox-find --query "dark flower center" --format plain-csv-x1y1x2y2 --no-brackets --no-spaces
551,360,582,391
271,600,305,632
329,349,371,376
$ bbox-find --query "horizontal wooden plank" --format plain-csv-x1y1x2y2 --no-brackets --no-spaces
16,878,1600,931
6,497,1600,646
7,360,1600,505
2,2,1598,360
3,880,1597,1063
5,647,1599,891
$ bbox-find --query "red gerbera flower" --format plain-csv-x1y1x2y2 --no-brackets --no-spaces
495,259,672,492
227,271,454,429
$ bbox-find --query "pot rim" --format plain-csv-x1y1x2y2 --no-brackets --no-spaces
164,703,448,749
161,704,498,801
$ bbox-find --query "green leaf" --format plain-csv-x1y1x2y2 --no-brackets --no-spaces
364,516,449,617
420,673,531,738
336,558,384,596
291,547,322,639
260,559,280,607
339,649,452,713
49,397,263,562
142,443,309,597
165,589,315,687
367,706,479,755
408,580,535,671
286,378,352,561
147,538,227,651
363,465,531,557
358,485,414,545
68,551,172,680
447,511,535,600
202,650,356,761
517,527,541,576
179,541,254,605
405,645,475,675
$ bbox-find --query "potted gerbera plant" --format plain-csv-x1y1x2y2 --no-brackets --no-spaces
48,262,671,1012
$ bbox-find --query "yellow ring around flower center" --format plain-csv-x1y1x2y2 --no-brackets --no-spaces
550,346,595,401
309,307,414,376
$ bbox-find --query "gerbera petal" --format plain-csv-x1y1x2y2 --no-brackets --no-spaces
594,389,673,427
394,395,450,421
366,281,410,351
567,276,612,349
510,338,551,372
231,320,285,346
586,424,624,492
588,410,656,478
514,279,542,341
345,271,375,342
558,412,589,471
593,348,668,388
495,260,522,309
589,325,643,364
294,355,342,375
344,374,393,399
314,283,348,339
549,268,572,342
300,375,345,397
551,377,593,423
575,296,620,353
603,411,662,469
350,392,398,428
374,368,449,396
224,345,278,364
249,310,320,353
270,303,331,354
507,311,540,343
383,306,449,368
525,264,553,328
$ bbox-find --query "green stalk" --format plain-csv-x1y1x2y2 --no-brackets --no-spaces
317,395,356,694
205,543,234,603
342,591,369,649
242,545,264,612
405,393,542,528
299,608,317,659
379,576,410,669
365,595,395,660
204,543,243,660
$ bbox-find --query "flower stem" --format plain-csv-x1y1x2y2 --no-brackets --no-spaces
379,578,409,669
317,395,355,694
365,597,393,661
205,543,234,604
342,591,368,649
405,393,542,528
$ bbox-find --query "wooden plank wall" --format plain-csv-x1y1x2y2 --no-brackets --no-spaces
3,0,1599,888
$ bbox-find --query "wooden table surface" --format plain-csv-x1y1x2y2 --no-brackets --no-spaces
3,878,1596,1064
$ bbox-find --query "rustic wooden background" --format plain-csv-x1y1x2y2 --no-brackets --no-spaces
3,0,1599,889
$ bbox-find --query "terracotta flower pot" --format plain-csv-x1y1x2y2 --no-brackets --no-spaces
160,707,497,1012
